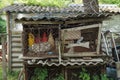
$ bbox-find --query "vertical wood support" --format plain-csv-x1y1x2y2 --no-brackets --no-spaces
58,25,62,63
24,63,28,80
96,23,102,54
1,34,7,80
100,64,106,74
83,0,99,14
111,33,120,61
6,12,12,71
116,62,120,79
64,68,68,80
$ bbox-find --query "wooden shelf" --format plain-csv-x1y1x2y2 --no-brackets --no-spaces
62,52,106,57
22,54,58,59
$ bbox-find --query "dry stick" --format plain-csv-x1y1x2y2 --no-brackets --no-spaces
18,68,24,80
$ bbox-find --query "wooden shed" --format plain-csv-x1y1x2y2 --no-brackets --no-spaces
0,0,113,79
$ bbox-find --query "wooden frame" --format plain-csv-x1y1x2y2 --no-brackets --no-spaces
6,12,12,71
96,23,102,54
15,18,104,25
62,24,101,57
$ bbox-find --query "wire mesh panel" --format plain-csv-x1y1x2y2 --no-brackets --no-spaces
26,66,63,80
67,66,102,80
23,24,60,57
22,24,99,57
61,27,99,53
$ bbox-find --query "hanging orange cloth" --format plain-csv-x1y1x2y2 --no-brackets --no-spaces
28,32,35,47
41,32,47,42
48,32,55,48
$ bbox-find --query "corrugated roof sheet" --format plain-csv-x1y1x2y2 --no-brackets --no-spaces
1,4,83,13
26,58,108,66
15,13,109,21
69,4,120,14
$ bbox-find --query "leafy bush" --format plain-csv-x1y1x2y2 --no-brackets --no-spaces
17,0,71,7
79,68,90,80
53,73,65,80
99,0,120,4
0,17,6,33
0,17,6,44
0,66,20,80
31,68,48,80
92,75,100,80
8,71,19,80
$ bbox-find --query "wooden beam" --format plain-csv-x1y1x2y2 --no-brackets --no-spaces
65,18,103,24
62,52,98,57
61,24,99,31
6,12,12,72
15,18,103,25
21,56,58,60
15,20,63,24
96,24,102,54
58,25,62,63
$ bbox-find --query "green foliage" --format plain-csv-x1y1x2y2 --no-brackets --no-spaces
17,0,71,7
0,65,2,80
0,0,14,9
0,17,6,33
31,68,48,80
53,73,65,80
100,73,109,80
0,17,6,44
92,75,100,80
99,0,120,4
8,71,19,80
0,65,20,80
79,68,90,80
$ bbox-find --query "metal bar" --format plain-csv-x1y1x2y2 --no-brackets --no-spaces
101,32,109,55
111,33,120,61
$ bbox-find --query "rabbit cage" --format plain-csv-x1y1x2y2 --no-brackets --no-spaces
22,23,101,58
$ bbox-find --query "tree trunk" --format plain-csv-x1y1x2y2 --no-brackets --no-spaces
83,0,99,14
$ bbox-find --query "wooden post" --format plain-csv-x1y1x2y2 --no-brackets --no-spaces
58,25,62,63
6,12,12,71
1,35,7,80
116,62,120,79
111,33,120,61
64,68,68,80
83,0,99,14
96,23,102,54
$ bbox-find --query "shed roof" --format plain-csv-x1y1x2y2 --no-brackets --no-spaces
15,13,109,22
1,4,83,13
